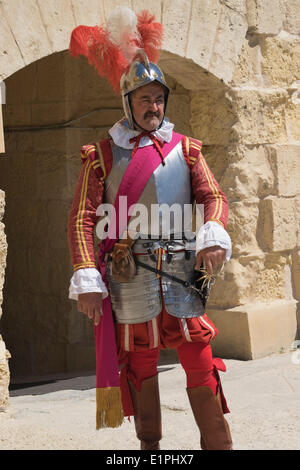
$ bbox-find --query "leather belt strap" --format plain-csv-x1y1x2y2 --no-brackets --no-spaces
135,257,195,290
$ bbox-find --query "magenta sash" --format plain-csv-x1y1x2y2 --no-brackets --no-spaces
94,132,183,427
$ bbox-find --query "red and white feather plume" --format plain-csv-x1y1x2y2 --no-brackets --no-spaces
69,6,163,94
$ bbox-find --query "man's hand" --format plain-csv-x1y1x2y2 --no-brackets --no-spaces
77,292,103,326
195,246,226,276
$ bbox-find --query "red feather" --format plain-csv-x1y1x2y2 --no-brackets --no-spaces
137,11,163,63
68,10,164,94
69,25,128,94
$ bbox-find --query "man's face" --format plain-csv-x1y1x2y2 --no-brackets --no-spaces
130,82,165,132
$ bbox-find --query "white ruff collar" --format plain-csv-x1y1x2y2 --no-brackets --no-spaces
108,118,174,149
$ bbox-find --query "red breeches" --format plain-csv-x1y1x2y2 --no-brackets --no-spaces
126,342,218,395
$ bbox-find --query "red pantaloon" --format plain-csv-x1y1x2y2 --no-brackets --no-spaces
117,302,229,417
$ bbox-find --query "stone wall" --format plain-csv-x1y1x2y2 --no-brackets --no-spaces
202,0,300,358
0,190,9,409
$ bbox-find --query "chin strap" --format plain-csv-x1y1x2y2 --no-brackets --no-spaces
129,131,166,165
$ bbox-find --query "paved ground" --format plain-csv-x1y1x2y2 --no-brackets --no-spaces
1,351,300,450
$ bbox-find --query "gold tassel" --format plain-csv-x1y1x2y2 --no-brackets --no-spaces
96,387,124,430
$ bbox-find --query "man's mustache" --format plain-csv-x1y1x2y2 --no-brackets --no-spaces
143,111,161,119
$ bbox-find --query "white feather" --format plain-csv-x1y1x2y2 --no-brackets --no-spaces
107,6,141,61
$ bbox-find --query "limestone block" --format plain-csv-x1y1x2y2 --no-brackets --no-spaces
1,0,51,65
30,102,67,127
63,53,85,102
4,61,38,106
162,0,191,57
64,52,121,104
15,128,69,154
261,35,300,88
253,252,293,302
0,221,7,320
209,304,252,359
36,52,65,103
186,1,247,84
167,93,191,137
0,11,25,81
227,201,260,255
295,195,300,248
209,253,292,308
231,89,288,145
257,196,297,252
3,104,31,127
0,335,10,411
67,306,95,344
266,145,300,197
66,344,96,371
37,0,76,52
71,109,124,128
209,299,297,360
230,39,261,87
208,257,253,308
201,145,229,182
35,154,68,201
286,98,300,143
190,89,236,145
185,0,220,70
159,51,222,91
71,0,105,26
292,250,300,300
132,0,162,20
281,0,300,35
31,341,68,376
102,0,132,20
221,145,275,200
66,128,112,155
246,0,283,35
209,2,248,84
220,0,247,16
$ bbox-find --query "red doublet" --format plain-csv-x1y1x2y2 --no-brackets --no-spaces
68,136,229,272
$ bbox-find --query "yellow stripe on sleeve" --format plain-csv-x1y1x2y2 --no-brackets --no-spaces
75,160,93,263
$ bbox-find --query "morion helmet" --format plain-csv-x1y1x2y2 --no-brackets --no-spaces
120,49,169,129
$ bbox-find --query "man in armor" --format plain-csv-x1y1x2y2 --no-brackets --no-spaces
68,7,233,450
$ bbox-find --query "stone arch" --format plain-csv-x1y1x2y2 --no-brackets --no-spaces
0,0,248,84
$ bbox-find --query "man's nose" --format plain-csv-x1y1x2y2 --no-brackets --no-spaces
149,101,159,112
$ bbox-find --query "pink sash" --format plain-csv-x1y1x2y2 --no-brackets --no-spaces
94,132,183,429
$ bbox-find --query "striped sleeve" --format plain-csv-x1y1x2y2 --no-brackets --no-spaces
182,136,229,228
68,140,113,272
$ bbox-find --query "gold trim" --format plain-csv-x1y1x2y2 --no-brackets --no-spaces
76,160,92,263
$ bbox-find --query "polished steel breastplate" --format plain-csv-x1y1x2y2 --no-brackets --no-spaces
103,142,203,324
103,141,192,237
